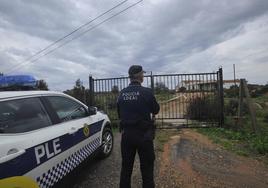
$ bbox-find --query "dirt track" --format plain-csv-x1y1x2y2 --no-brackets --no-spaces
158,130,268,188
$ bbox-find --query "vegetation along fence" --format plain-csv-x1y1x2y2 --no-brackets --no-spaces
89,68,224,128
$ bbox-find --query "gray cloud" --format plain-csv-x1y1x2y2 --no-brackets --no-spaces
0,0,268,90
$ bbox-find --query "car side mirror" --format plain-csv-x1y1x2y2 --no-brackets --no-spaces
88,106,97,115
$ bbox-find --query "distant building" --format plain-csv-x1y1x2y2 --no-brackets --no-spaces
176,79,240,91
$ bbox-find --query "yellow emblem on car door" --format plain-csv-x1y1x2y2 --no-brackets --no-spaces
83,123,90,137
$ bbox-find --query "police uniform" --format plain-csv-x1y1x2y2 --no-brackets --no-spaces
117,65,160,188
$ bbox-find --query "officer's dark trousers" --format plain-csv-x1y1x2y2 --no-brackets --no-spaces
120,130,155,188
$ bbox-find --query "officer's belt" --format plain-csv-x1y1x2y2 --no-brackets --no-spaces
120,119,154,131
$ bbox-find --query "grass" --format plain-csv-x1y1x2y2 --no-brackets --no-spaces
184,94,268,165
197,127,268,164
215,94,268,153
254,95,268,105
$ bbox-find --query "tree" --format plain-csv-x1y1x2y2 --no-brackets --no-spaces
75,79,83,88
154,82,169,94
36,80,49,90
73,79,86,102
224,85,239,98
64,79,87,103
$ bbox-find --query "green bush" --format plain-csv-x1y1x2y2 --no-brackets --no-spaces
251,84,268,97
224,98,248,116
264,113,268,123
186,97,219,121
249,135,268,154
224,85,239,98
225,99,238,116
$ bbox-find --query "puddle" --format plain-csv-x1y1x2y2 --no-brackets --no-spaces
171,138,192,163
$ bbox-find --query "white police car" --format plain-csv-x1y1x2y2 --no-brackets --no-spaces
0,91,113,188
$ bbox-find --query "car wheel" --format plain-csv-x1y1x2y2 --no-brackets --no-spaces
99,127,113,158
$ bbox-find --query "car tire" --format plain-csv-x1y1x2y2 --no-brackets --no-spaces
99,127,113,159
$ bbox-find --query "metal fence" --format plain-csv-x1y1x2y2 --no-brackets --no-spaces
89,68,224,128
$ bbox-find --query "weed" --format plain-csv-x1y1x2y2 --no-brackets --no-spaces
197,128,268,156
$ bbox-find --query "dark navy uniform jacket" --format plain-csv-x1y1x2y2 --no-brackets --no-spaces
117,81,160,137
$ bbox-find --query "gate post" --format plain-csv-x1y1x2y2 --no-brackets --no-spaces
150,71,154,93
89,75,94,106
219,68,224,126
150,72,159,127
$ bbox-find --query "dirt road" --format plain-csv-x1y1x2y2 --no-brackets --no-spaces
61,130,268,188
158,130,268,188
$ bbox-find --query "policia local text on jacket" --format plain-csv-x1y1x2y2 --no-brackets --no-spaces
117,79,160,188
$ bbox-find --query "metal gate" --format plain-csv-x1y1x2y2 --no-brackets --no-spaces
89,68,224,128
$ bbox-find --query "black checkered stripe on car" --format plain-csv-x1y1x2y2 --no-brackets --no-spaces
36,137,100,188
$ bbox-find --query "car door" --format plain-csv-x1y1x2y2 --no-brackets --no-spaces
44,95,103,168
0,96,66,188
24,95,104,188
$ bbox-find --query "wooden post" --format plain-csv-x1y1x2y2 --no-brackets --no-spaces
241,79,259,133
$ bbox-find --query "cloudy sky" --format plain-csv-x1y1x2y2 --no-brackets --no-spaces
0,0,268,91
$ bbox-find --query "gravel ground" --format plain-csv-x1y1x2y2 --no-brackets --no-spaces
56,130,268,188
71,132,144,188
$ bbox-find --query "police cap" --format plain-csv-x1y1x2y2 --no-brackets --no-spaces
128,65,146,76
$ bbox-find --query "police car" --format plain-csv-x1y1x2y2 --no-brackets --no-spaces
0,91,113,188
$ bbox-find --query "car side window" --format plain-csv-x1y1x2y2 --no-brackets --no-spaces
0,97,52,133
46,96,88,122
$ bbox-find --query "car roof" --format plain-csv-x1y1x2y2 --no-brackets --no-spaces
0,91,65,100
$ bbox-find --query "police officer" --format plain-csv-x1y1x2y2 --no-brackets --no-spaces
117,65,160,188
